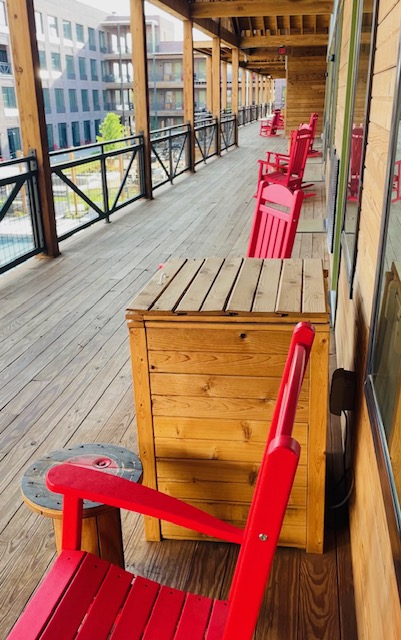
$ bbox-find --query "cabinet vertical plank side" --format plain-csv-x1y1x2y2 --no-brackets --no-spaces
129,323,161,541
306,330,329,553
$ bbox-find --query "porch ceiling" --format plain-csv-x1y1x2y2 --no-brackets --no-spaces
150,0,333,78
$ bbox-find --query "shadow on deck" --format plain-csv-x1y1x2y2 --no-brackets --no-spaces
0,122,355,638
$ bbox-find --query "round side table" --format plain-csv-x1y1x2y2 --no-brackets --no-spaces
21,443,142,569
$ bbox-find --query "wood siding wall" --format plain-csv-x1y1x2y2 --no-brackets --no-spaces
335,0,401,637
286,53,326,136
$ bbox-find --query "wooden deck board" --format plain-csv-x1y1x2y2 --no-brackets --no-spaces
0,123,352,639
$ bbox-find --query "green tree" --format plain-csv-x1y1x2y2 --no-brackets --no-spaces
96,113,126,151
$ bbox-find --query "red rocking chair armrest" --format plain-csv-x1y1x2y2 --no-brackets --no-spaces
47,464,244,547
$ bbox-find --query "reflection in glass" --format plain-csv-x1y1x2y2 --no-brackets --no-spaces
372,122,401,514
342,3,376,278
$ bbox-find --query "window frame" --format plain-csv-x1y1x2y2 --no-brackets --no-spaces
365,17,401,600
340,0,379,296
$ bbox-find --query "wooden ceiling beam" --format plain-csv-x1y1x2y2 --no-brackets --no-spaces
241,33,328,47
190,1,333,19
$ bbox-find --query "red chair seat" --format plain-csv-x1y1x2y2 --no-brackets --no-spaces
9,550,229,640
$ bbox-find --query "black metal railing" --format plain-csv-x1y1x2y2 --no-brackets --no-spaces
221,115,237,151
0,154,44,274
237,103,268,126
150,124,191,189
49,134,145,241
194,118,218,165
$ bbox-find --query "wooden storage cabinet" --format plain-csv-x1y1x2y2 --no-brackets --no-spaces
127,258,329,553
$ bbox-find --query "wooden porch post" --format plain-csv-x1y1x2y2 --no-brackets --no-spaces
231,49,239,115
231,48,239,145
206,55,212,113
131,0,152,199
6,0,59,258
241,68,246,106
183,19,195,172
247,71,253,106
212,36,221,155
221,61,227,111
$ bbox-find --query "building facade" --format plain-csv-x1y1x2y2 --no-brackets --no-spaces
0,1,214,159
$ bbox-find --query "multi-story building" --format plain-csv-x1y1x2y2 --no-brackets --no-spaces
0,1,211,160
0,0,112,158
101,14,209,131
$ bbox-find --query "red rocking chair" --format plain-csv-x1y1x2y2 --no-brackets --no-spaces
305,112,321,157
8,322,315,640
257,128,312,194
348,125,364,201
247,182,304,259
259,109,281,137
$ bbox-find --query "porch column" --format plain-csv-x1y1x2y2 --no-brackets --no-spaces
131,0,152,198
206,55,212,113
6,0,59,258
231,48,239,145
247,71,253,106
241,68,246,106
221,61,227,111
183,19,195,172
231,49,239,115
212,36,221,155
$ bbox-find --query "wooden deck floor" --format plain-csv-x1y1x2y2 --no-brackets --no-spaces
0,123,356,638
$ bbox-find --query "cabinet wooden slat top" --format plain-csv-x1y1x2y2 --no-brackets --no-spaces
126,258,328,320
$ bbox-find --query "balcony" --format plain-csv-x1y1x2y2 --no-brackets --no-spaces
0,123,356,639
0,61,11,75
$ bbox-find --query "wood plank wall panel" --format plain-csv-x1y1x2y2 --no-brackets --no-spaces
285,55,326,136
335,0,401,637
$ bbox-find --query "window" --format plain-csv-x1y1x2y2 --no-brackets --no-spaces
2,86,16,108
51,52,61,72
0,2,7,27
81,89,89,111
99,30,107,52
66,55,75,79
34,11,43,36
7,127,21,158
42,87,51,113
83,120,91,144
62,20,72,41
90,59,98,81
58,122,68,148
78,57,87,80
88,27,96,50
76,23,84,44
366,7,401,584
55,88,65,113
69,88,78,112
47,16,58,39
71,121,80,146
341,0,379,292
92,89,100,110
94,119,101,137
38,50,46,70
46,124,54,151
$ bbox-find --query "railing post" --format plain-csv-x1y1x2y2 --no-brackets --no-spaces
131,0,152,199
183,19,195,173
212,36,221,156
100,142,110,222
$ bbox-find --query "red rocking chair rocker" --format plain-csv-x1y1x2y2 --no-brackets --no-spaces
8,322,315,640
248,182,304,259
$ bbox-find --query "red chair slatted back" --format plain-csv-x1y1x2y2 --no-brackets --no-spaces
247,182,304,259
